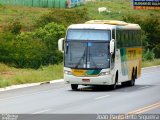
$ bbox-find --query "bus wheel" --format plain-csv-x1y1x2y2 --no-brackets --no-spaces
128,71,135,86
71,84,78,90
109,82,116,90
109,73,118,90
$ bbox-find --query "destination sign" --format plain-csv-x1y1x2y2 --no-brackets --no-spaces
133,0,160,10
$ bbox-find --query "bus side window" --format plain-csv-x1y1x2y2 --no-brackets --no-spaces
132,31,135,46
122,31,125,47
123,31,127,47
134,31,137,46
116,30,120,48
130,31,133,47
126,31,129,47
120,31,123,48
138,31,140,46
137,30,141,46
129,31,132,47
112,29,115,39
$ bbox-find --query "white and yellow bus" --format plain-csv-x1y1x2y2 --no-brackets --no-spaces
58,20,142,90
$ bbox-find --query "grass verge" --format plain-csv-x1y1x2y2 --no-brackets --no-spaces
142,59,160,68
0,63,63,88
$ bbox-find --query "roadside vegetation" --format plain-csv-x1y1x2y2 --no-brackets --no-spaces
142,59,160,68
0,63,63,88
0,0,160,88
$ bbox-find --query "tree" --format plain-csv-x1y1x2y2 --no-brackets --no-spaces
33,22,66,65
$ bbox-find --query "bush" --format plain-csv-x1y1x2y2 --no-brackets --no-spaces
13,22,65,68
0,23,66,69
143,49,155,61
142,16,160,50
0,32,16,64
13,32,48,68
35,8,89,28
33,22,65,65
154,43,160,58
7,19,22,34
0,22,65,68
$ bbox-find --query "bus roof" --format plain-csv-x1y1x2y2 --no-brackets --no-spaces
68,20,141,30
86,20,141,30
68,23,116,30
85,20,128,25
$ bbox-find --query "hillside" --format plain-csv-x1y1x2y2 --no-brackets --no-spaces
0,4,49,31
0,0,159,31
79,0,160,20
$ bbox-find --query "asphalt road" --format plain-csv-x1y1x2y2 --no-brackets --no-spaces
0,66,160,120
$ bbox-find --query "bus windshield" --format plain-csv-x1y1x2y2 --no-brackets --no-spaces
67,29,111,41
64,41,110,69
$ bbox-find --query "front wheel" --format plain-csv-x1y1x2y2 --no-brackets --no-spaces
109,82,116,90
109,74,118,90
71,84,78,90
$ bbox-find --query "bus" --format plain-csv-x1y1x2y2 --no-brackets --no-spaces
58,20,142,90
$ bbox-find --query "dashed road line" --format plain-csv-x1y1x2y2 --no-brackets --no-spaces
33,109,51,114
95,95,110,100
139,86,150,89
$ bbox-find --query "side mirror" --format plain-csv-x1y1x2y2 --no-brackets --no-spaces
58,38,64,52
110,39,115,54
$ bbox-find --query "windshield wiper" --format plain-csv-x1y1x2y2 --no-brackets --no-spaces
75,47,86,69
89,54,98,69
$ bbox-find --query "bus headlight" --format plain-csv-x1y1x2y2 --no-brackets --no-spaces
64,70,73,75
99,72,110,76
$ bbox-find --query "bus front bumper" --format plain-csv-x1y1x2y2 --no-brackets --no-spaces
64,74,114,85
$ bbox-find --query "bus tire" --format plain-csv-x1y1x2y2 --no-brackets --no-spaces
109,72,118,90
71,84,78,90
109,82,116,90
128,71,136,86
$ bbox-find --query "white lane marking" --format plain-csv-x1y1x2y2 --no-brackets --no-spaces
139,86,150,89
0,79,64,92
95,95,110,100
33,109,51,114
50,79,64,84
